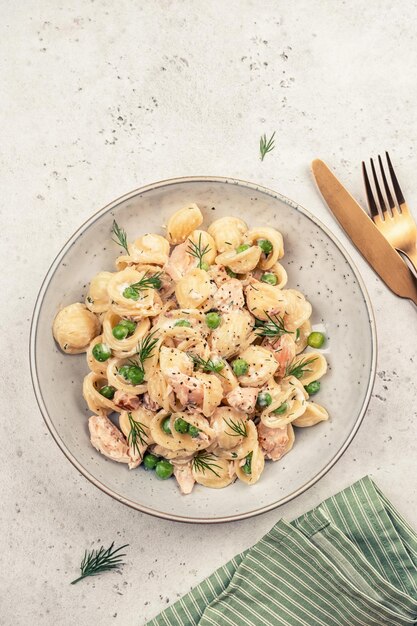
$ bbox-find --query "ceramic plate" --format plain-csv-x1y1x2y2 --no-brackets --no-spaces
30,177,376,523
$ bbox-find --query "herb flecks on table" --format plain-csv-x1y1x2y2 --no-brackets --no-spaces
259,131,276,161
111,220,130,255
70,542,128,585
187,233,211,269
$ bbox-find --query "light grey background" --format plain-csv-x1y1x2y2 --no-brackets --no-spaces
1,1,417,624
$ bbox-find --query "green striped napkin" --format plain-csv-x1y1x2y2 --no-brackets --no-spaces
146,477,417,626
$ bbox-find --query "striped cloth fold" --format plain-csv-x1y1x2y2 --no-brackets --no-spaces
146,477,417,626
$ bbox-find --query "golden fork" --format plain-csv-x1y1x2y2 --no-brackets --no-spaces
362,152,417,272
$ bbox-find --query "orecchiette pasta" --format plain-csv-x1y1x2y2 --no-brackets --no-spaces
54,204,329,495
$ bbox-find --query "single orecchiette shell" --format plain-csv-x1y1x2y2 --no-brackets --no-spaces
210,406,248,450
246,226,284,270
101,310,151,358
83,371,118,414
168,412,215,452
106,357,148,394
245,280,287,321
215,246,262,274
210,309,254,359
175,268,212,308
116,233,170,270
86,271,114,313
107,267,162,319
192,455,236,488
86,335,108,376
159,346,193,377
294,319,312,355
53,302,101,354
188,229,217,264
235,345,278,387
147,371,182,412
292,402,329,427
194,372,224,417
208,217,248,253
261,376,308,428
253,262,287,289
282,289,312,331
290,352,327,385
166,203,203,244
215,420,258,460
235,442,265,485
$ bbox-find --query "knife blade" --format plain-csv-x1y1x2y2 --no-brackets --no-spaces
312,159,417,305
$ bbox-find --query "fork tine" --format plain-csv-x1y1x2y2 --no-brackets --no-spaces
386,151,405,206
362,161,379,218
370,157,388,215
377,154,395,212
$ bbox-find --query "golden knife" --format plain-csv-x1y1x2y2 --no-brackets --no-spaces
312,159,417,305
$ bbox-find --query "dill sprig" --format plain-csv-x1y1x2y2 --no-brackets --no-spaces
286,356,317,379
127,412,148,457
223,417,248,438
187,352,225,378
111,220,130,255
127,272,162,297
187,233,211,269
192,453,222,477
128,331,159,371
255,312,292,339
70,542,128,585
259,131,276,161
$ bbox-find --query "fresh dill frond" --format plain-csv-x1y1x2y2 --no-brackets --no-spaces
223,417,248,438
192,453,222,477
187,233,211,269
255,312,292,339
127,272,162,297
127,331,159,371
127,412,148,457
70,542,128,585
259,131,276,161
187,352,225,378
286,356,317,379
111,220,130,255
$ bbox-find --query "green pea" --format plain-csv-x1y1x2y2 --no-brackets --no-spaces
257,391,272,408
143,452,158,470
236,243,250,254
200,261,210,271
305,381,320,395
206,311,221,330
123,286,139,300
174,418,189,434
92,343,112,362
257,239,273,254
99,385,116,399
155,459,174,480
307,331,325,349
226,267,237,278
112,324,129,340
213,360,225,373
273,402,288,415
161,417,172,434
174,319,192,328
119,319,136,335
118,365,131,380
232,358,249,376
127,366,145,385
261,273,277,286
242,452,252,475
189,425,200,438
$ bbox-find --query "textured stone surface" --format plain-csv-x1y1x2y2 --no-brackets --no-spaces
2,1,417,624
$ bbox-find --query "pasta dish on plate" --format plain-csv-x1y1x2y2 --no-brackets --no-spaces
52,204,328,494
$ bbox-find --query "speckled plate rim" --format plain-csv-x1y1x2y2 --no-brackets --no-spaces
30,175,377,524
